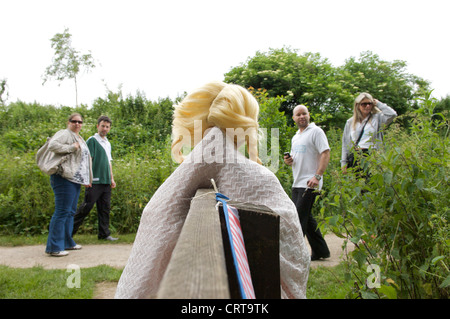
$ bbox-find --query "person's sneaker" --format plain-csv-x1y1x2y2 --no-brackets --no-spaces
66,244,82,250
102,236,118,241
47,251,69,257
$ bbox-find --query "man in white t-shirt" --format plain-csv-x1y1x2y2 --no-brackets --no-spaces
284,105,331,260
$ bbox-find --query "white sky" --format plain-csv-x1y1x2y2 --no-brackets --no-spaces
1,0,449,107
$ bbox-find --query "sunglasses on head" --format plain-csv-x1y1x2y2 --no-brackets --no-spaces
70,120,83,124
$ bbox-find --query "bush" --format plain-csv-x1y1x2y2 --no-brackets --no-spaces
0,147,54,234
320,92,449,298
0,94,179,235
76,138,177,235
0,139,178,235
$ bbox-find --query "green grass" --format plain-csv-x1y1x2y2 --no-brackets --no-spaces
0,263,350,299
0,234,127,299
0,264,122,299
0,234,351,299
307,263,354,299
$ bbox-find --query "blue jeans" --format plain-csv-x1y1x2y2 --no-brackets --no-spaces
45,174,80,253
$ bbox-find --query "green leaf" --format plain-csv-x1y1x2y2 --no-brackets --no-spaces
352,249,368,268
403,148,411,157
328,215,340,226
383,171,393,185
379,285,397,299
361,290,378,299
415,178,424,190
429,157,441,164
439,274,450,288
431,256,445,265
333,195,340,205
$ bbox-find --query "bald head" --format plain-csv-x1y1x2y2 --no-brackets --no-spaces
293,104,309,115
292,105,310,131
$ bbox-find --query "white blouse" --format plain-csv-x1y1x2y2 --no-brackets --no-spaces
68,139,91,185
351,118,376,149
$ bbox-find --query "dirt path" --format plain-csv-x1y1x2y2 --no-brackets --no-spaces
0,233,350,298
0,243,132,270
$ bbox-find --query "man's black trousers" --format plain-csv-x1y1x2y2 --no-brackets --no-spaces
73,184,112,239
292,187,330,259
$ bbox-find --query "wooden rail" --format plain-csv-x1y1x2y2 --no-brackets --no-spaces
156,189,280,299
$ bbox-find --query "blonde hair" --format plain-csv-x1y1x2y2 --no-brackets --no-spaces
352,92,380,129
171,81,261,164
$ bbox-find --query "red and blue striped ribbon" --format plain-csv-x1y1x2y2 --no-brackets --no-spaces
216,193,255,299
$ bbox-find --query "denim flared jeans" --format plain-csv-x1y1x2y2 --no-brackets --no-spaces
45,174,80,253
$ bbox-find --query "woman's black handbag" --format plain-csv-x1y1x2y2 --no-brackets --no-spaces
346,152,355,168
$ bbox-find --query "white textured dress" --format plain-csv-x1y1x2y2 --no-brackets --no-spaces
115,127,310,299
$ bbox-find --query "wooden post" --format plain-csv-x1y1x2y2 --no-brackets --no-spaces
157,189,230,298
157,189,280,299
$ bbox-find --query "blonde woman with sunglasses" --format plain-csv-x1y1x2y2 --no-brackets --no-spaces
341,93,397,171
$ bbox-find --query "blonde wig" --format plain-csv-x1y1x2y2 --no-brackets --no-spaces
171,81,262,164
352,92,381,129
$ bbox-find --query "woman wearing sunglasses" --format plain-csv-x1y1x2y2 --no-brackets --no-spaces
341,93,397,173
45,113,92,257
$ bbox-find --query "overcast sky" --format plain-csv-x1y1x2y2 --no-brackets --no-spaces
1,0,449,107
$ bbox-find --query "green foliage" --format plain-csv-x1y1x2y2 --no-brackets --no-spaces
252,88,296,193
0,147,55,235
307,264,355,299
0,265,121,298
320,93,449,298
225,47,431,130
338,51,430,114
0,91,178,236
0,78,8,104
225,47,342,121
1,73,448,300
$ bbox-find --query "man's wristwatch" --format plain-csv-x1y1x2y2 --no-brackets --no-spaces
314,174,322,181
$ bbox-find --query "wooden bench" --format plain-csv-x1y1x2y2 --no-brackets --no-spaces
156,189,280,299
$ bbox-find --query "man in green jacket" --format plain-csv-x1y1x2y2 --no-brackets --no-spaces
73,116,118,241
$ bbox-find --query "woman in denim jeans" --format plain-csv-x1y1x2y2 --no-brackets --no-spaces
45,113,92,257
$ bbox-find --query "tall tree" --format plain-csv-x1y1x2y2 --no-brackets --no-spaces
224,47,431,130
224,47,349,128
0,78,8,104
42,28,96,106
338,51,431,115
225,47,338,109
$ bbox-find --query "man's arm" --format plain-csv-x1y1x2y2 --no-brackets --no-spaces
307,149,330,188
110,162,116,188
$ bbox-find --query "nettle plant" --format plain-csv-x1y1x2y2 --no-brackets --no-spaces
321,92,449,299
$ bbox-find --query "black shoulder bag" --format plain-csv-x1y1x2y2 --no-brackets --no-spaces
347,114,371,168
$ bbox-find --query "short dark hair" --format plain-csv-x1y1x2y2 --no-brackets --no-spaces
97,115,112,125
68,113,83,122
